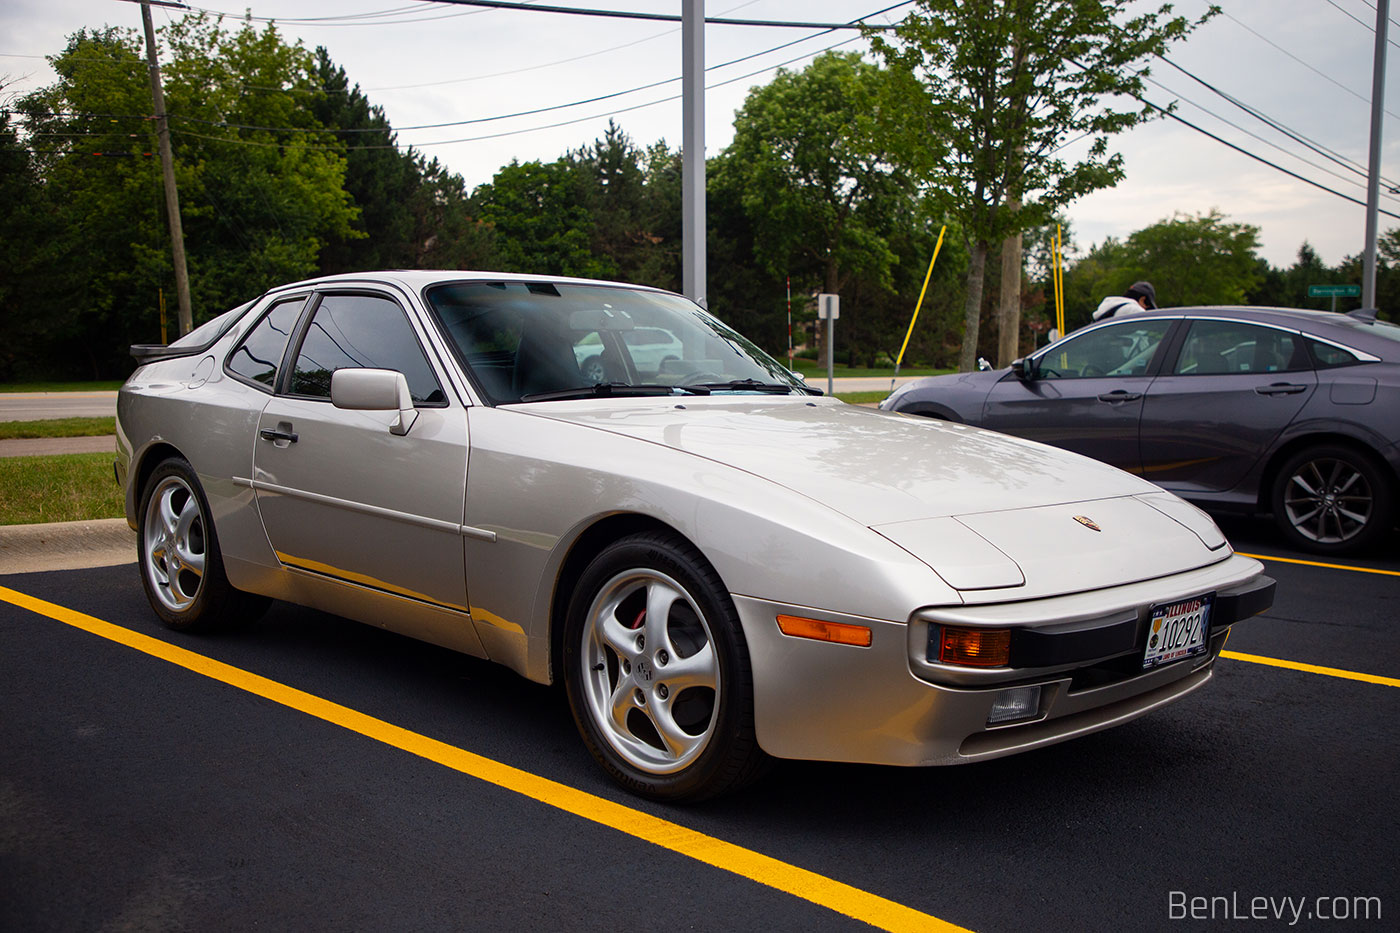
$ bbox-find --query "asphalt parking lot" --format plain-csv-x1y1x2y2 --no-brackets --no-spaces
1,517,1395,931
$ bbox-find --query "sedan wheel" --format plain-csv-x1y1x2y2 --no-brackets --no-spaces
144,472,209,613
1272,445,1394,554
138,458,266,631
563,532,766,801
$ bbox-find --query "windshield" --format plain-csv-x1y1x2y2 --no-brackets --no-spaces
424,281,808,404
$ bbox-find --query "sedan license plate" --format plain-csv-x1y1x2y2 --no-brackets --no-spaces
1142,593,1213,670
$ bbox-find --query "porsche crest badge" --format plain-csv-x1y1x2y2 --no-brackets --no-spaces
1072,515,1102,532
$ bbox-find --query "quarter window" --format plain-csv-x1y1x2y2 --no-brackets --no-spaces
1173,321,1306,375
289,293,445,405
226,297,306,389
1308,339,1361,369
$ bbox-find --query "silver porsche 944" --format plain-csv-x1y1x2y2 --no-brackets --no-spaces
116,271,1275,801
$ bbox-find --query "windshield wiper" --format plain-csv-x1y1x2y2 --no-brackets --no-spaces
518,382,711,403
684,378,811,395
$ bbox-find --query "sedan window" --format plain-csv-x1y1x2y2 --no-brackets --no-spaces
225,297,306,389
1038,321,1171,379
1173,321,1306,375
289,294,446,405
1308,339,1362,369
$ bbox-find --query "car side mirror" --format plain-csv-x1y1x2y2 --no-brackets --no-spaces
331,368,419,436
1011,356,1036,381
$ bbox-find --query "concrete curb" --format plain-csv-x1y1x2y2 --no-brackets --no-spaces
0,518,135,574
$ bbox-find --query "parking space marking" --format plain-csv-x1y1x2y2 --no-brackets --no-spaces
1222,650,1400,688
0,584,968,933
1237,552,1400,578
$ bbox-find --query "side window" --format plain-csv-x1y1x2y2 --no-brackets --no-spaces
1173,321,1304,375
289,294,446,405
1039,320,1171,379
1308,338,1361,370
226,297,306,389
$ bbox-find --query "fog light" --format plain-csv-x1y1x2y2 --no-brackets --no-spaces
935,625,1011,667
987,685,1041,725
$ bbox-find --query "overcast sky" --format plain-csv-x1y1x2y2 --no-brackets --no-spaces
3,0,1398,271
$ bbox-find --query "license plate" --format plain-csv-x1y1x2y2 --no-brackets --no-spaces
1142,593,1213,670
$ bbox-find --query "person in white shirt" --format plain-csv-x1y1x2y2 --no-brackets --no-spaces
1092,281,1157,321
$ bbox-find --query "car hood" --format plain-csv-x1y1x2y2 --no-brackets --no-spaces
522,397,1228,594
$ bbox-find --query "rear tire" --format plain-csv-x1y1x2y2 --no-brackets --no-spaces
562,531,768,801
1270,444,1394,555
138,457,268,631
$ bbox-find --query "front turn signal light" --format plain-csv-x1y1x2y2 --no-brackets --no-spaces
777,615,872,647
937,626,1011,667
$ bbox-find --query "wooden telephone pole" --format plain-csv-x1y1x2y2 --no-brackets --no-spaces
134,0,193,337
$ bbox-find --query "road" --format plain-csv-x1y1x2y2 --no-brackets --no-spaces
1,518,1396,931
0,392,118,421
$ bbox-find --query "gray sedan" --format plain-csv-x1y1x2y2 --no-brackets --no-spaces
883,306,1400,554
116,272,1273,801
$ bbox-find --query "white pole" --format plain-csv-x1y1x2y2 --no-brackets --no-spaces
1363,0,1389,309
682,0,706,307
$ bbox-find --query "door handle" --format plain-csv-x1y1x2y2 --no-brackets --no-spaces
1254,383,1307,396
259,428,298,443
1097,390,1142,403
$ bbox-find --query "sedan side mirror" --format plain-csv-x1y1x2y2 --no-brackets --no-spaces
331,368,419,436
1011,356,1037,381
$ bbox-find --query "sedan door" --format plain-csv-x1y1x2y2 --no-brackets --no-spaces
251,290,472,613
980,318,1176,474
1139,318,1316,494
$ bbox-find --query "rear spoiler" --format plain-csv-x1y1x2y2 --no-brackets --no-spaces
130,343,202,364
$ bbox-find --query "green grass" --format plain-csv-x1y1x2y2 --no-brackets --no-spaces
0,452,125,525
834,391,891,405
0,417,116,440
789,359,949,379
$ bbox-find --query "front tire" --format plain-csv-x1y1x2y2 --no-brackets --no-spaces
562,531,767,801
138,457,267,631
1271,444,1394,554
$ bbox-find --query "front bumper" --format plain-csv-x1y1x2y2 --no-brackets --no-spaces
736,553,1272,766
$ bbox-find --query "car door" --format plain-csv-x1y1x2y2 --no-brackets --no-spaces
980,318,1176,474
1139,318,1317,494
251,288,472,613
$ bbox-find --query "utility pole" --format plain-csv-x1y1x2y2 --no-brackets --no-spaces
682,0,705,308
137,0,193,336
1363,0,1389,309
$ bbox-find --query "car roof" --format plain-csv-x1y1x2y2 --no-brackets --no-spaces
1100,305,1400,360
270,269,676,296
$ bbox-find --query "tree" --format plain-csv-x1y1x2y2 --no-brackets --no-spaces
871,0,1208,370
1058,210,1262,328
714,51,917,351
470,158,613,279
13,15,359,377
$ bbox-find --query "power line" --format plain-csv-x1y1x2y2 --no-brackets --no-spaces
11,4,887,138
1154,54,1400,189
414,0,903,30
1220,9,1398,115
1325,0,1400,49
169,32,867,151
170,17,868,134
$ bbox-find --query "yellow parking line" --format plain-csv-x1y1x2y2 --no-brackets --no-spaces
1221,650,1400,688
1236,552,1400,578
0,584,968,933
